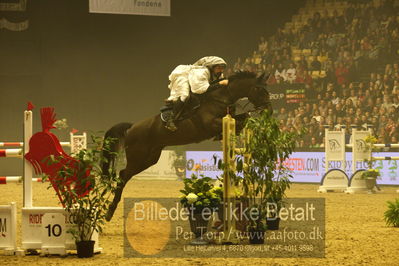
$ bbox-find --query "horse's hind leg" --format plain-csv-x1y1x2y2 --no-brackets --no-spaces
105,148,163,221
106,168,134,221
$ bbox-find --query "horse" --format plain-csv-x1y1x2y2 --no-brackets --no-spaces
102,71,272,221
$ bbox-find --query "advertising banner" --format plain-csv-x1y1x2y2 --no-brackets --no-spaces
135,150,182,180
185,151,399,185
89,0,171,17
268,84,306,110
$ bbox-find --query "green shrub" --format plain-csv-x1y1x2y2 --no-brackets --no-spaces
384,198,399,227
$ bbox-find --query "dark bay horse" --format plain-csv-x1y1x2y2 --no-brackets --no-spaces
103,71,272,221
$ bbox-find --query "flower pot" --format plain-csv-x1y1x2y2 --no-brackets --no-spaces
189,213,210,245
76,240,95,258
248,228,265,244
266,217,280,230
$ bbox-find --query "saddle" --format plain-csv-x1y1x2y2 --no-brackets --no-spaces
160,93,201,123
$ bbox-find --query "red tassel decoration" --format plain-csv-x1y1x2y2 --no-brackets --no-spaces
40,107,56,132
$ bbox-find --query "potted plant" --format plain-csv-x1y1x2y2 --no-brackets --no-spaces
44,134,121,257
384,198,399,227
235,110,299,240
180,171,222,245
361,168,380,190
361,135,380,192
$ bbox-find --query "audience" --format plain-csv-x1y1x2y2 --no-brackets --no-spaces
230,0,399,148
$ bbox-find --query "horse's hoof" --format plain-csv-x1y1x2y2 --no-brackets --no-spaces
105,210,114,221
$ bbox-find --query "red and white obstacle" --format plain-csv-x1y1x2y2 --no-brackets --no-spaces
0,149,23,158
0,176,42,184
0,108,97,256
0,141,72,148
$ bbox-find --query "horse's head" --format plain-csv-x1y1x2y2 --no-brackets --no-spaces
227,71,272,113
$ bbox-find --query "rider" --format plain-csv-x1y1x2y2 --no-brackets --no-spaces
163,56,228,131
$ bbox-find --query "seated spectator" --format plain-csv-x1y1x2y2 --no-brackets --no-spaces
309,117,318,128
348,89,358,107
295,68,312,85
360,115,370,130
386,117,397,140
274,63,287,83
297,55,309,71
326,108,336,124
303,116,311,127
319,99,328,114
334,103,345,118
309,137,320,148
344,116,353,125
353,117,361,127
324,82,334,93
304,103,312,116
309,56,322,71
343,98,355,114
341,88,350,101
378,106,387,117
312,108,322,122
285,63,297,83
297,139,306,148
356,89,365,105
382,94,394,110
319,116,326,126
276,107,288,121
370,116,379,132
377,127,388,144
334,117,345,130
331,91,341,105
355,108,362,117
335,62,349,85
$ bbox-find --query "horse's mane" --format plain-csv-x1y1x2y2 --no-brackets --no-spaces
228,71,257,82
199,71,257,100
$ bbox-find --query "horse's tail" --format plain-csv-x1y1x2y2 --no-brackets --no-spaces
102,122,133,178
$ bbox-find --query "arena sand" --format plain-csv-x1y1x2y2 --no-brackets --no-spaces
1,180,398,266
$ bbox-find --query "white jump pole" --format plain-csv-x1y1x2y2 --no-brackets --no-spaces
0,176,42,184
372,156,399,160
373,144,399,148
0,142,70,147
23,110,33,208
0,149,22,158
0,142,23,147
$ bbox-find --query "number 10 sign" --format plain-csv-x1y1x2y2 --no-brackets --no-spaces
41,213,66,255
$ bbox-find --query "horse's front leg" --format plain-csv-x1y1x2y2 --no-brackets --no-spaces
208,117,223,140
233,113,250,134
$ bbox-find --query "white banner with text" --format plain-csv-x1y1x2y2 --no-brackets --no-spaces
89,0,170,17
